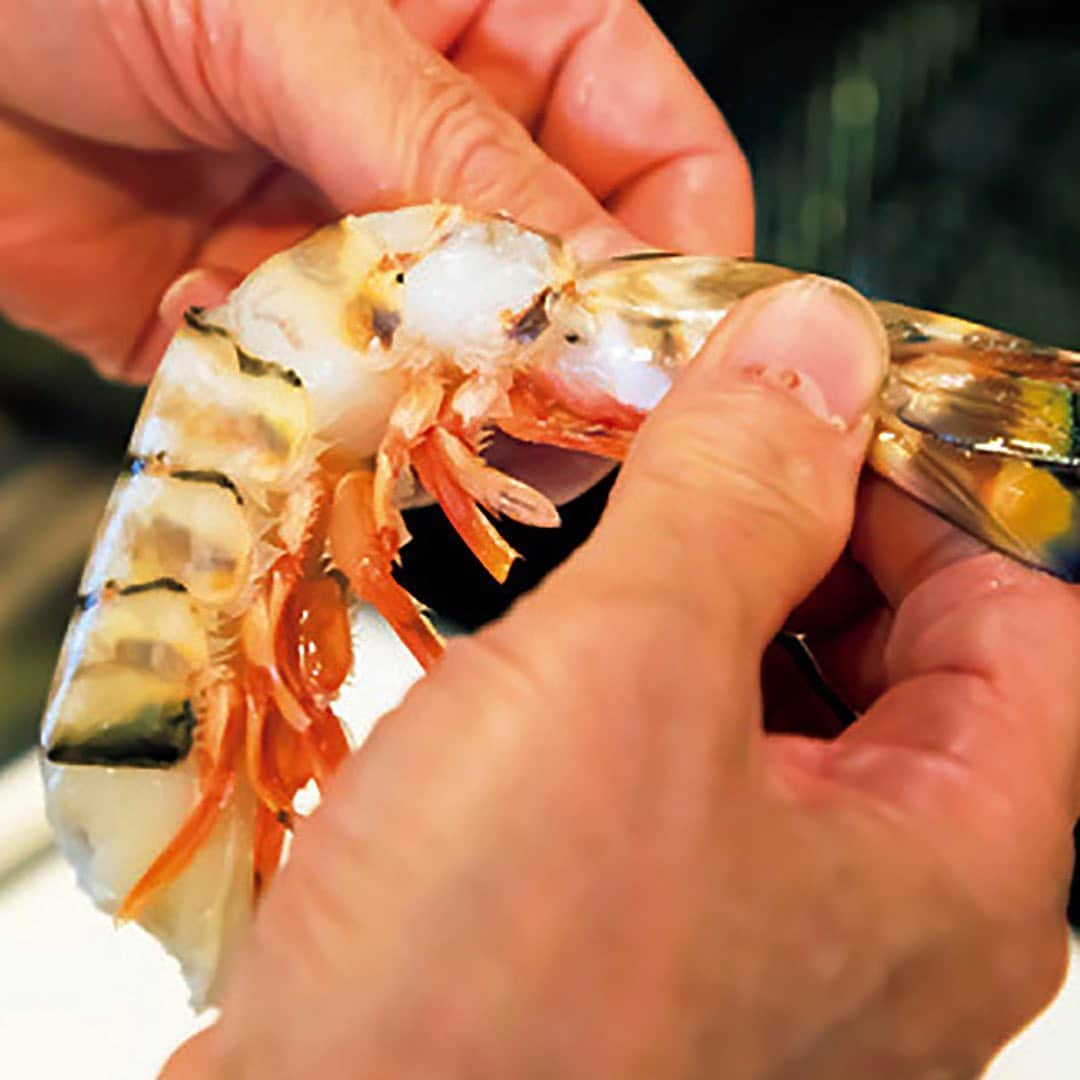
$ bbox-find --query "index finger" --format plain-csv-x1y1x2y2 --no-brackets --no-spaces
833,483,1080,891
394,0,754,254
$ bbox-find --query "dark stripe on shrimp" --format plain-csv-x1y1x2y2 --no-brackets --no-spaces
74,577,189,615
45,699,197,769
610,251,681,261
118,578,188,598
884,317,932,345
170,469,245,505
184,306,305,385
183,307,230,337
123,453,245,505
235,347,304,388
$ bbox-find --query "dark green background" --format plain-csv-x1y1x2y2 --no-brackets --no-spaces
1,0,1077,904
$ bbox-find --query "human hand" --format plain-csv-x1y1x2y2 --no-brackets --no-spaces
0,0,751,382
163,277,1080,1079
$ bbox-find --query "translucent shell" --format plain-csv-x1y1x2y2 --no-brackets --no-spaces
131,322,312,489
542,255,798,413
64,586,208,676
79,470,254,608
41,758,255,1005
871,301,1080,580
41,589,209,767
561,256,1080,580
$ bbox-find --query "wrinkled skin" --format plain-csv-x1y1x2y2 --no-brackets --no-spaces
1,3,1076,1078
0,0,751,380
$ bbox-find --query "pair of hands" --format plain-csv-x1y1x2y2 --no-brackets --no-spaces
3,2,1077,1077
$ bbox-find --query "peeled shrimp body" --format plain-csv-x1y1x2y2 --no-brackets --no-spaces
39,203,1080,1005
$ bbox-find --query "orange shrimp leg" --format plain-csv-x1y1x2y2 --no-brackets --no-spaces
253,801,288,902
409,426,562,583
243,666,304,824
303,699,350,779
243,688,336,901
497,373,644,461
329,470,444,670
117,682,244,922
243,552,357,896
410,433,520,583
276,572,353,781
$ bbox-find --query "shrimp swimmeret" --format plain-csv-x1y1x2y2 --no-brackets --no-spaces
39,203,1080,1004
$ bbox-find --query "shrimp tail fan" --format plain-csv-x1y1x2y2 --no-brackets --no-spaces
870,301,1080,581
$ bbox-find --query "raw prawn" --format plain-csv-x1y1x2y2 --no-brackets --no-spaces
39,203,1080,1005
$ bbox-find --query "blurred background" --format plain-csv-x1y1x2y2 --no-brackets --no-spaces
0,0,1077,899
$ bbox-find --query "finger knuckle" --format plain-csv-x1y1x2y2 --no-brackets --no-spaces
409,65,540,202
889,564,1080,713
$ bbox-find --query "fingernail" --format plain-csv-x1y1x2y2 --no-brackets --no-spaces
566,218,644,262
158,267,239,322
717,277,889,428
158,269,206,319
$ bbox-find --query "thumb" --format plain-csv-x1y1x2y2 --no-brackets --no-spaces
562,277,889,664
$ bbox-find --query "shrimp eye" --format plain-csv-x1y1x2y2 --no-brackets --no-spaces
564,332,581,344
394,271,405,285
